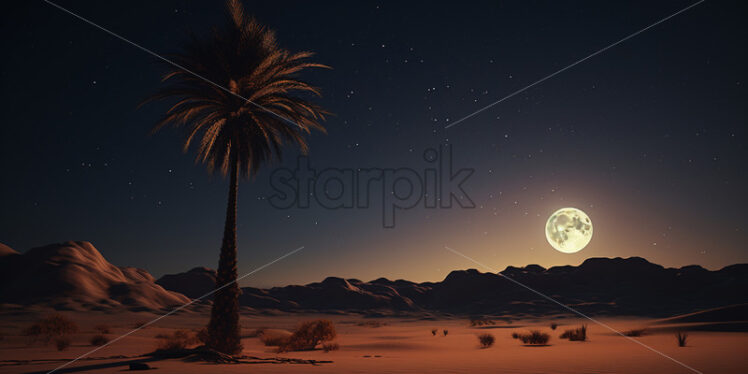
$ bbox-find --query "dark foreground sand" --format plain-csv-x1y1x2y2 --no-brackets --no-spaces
1,309,745,374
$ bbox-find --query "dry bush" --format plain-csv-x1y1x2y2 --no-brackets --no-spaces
278,320,336,352
624,328,647,337
518,330,550,345
469,318,496,327
356,321,385,328
478,333,495,348
246,328,266,338
23,314,78,344
676,331,688,347
22,326,41,343
322,342,340,352
90,334,109,346
55,337,71,351
260,333,290,347
155,330,199,351
93,324,111,334
511,332,519,339
550,323,558,330
257,328,292,347
559,325,587,341
431,328,437,336
443,329,448,336
195,327,209,345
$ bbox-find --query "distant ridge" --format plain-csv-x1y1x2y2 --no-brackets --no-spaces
2,241,745,317
160,256,747,317
156,267,216,299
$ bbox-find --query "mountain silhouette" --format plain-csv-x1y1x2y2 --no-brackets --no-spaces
0,241,189,311
161,256,747,317
2,241,745,317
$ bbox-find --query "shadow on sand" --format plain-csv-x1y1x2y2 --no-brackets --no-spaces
20,356,162,374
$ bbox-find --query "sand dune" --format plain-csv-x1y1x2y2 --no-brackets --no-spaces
0,243,18,257
0,241,189,311
647,303,748,332
654,303,748,324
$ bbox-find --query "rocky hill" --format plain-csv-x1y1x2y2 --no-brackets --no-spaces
159,256,747,317
0,241,190,311
2,240,745,317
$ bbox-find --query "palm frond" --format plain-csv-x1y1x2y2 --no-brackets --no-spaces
145,0,329,177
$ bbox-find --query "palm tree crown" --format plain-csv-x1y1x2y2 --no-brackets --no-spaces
148,0,328,175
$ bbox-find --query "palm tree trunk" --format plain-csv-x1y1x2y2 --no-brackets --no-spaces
207,154,243,354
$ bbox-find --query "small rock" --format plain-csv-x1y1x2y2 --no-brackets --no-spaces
129,362,151,371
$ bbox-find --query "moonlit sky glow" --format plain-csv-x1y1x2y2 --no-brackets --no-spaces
1,1,746,287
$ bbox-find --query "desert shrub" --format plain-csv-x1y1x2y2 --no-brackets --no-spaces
478,333,495,348
443,329,448,336
560,325,587,341
469,318,495,327
90,334,109,346
246,328,265,338
155,330,199,351
260,333,290,347
322,342,340,352
511,332,519,339
518,330,550,345
55,337,71,351
356,320,386,328
431,328,437,336
676,331,688,347
93,324,111,334
23,324,41,336
133,321,147,329
195,327,209,345
624,328,647,337
550,323,558,330
23,314,78,344
279,320,336,352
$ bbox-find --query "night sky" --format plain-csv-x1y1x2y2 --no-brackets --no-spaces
1,1,746,287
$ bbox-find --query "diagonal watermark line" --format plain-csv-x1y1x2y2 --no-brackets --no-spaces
444,245,703,374
444,0,705,130
43,0,303,130
46,245,305,374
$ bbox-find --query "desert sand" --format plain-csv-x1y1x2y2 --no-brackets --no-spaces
1,309,745,374
2,242,745,373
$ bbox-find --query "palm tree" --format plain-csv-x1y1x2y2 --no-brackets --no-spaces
145,0,328,354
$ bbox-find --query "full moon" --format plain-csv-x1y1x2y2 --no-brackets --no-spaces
545,207,593,253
